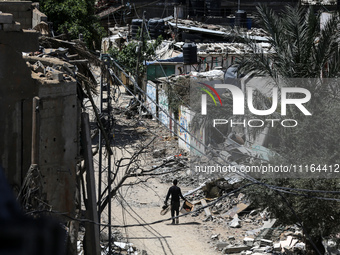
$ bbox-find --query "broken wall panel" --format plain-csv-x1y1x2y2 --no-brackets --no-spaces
0,1,33,29
158,87,170,129
178,106,205,154
178,105,192,151
34,78,79,214
0,29,39,189
146,81,157,117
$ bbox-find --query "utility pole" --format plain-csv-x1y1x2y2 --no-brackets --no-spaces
99,54,113,254
135,11,145,94
175,5,178,42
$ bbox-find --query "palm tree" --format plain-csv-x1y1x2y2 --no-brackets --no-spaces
238,5,340,255
239,5,340,80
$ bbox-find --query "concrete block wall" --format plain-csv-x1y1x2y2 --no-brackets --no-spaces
0,12,21,31
35,79,79,214
0,27,79,215
0,1,33,29
0,29,39,190
32,7,47,28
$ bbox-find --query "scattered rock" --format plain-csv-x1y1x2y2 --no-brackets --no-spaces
153,148,166,158
211,234,219,240
216,242,228,249
222,245,250,254
243,237,255,246
230,214,241,228
260,239,273,247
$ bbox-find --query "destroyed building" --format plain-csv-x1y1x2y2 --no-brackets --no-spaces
0,4,91,254
1,1,340,255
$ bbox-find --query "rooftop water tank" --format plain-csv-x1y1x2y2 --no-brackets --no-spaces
183,42,197,64
235,10,247,28
131,19,143,39
148,19,165,39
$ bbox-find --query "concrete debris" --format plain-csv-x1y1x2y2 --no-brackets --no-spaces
152,148,166,158
211,234,220,240
0,12,13,23
200,199,212,219
112,241,135,252
216,242,228,249
222,245,250,254
243,237,255,247
229,214,241,228
260,239,273,246
222,202,250,218
294,242,306,250
273,242,281,251
0,13,22,32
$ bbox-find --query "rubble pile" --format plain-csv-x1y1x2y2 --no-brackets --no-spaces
121,111,310,255
20,36,102,100
77,226,142,255
24,49,76,83
190,194,307,254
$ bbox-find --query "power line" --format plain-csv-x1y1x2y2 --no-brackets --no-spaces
103,54,338,255
109,61,340,200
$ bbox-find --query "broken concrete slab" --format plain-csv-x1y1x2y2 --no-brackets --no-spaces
46,70,64,81
243,237,255,246
222,245,249,254
280,235,293,249
222,202,250,218
153,148,166,158
216,242,228,249
252,246,271,253
0,13,13,24
254,218,277,240
210,234,219,240
200,199,212,218
260,239,273,246
294,242,305,250
290,238,298,248
230,214,241,228
273,242,281,251
3,21,21,32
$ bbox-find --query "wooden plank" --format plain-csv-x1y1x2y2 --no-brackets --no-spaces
81,112,101,255
200,199,212,218
222,202,250,218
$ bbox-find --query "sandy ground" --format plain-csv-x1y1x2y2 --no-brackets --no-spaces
107,176,220,255
90,85,264,255
90,86,221,255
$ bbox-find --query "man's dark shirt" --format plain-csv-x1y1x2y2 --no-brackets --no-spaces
165,185,185,204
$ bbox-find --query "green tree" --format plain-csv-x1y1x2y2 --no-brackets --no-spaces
238,5,340,254
39,0,106,50
108,34,162,90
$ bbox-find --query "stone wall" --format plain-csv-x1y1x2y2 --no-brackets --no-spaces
0,1,33,29
0,28,39,190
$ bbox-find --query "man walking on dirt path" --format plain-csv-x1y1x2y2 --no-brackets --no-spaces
164,179,186,224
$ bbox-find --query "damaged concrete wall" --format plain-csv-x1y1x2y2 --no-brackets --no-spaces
0,29,39,190
32,7,47,28
35,77,79,213
0,12,79,216
0,1,33,29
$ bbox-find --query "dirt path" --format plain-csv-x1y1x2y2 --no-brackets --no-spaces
93,87,222,255
111,177,220,255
